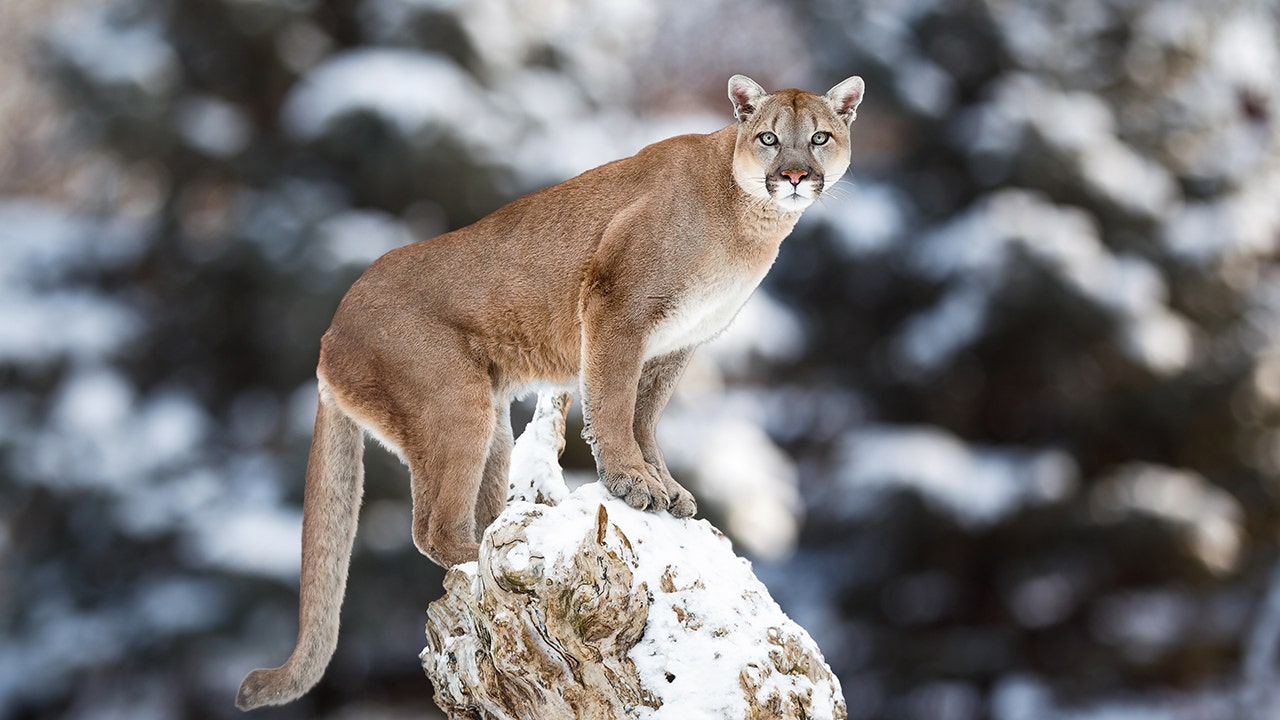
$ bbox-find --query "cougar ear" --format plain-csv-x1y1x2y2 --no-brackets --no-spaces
825,76,865,123
728,74,768,122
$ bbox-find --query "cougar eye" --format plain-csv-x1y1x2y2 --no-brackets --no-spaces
811,131,831,146
758,131,778,147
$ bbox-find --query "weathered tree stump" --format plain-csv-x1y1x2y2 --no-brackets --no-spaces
421,394,846,719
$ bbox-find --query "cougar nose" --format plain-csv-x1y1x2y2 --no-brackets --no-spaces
780,169,809,186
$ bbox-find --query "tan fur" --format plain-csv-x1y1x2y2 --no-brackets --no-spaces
235,74,864,711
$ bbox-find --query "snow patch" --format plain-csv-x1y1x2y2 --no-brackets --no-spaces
659,393,803,559
174,95,252,157
518,483,843,719
1090,463,1244,575
507,392,571,506
281,48,496,147
191,507,303,579
905,190,1194,375
48,14,178,97
831,424,1078,530
313,209,414,269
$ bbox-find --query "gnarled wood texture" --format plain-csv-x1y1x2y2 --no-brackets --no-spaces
422,401,845,719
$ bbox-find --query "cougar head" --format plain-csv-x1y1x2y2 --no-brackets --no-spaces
728,74,865,213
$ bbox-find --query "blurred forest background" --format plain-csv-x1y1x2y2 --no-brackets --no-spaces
3,0,1280,718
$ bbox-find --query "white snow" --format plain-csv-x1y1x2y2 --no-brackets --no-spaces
894,282,989,373
174,95,252,158
48,14,178,97
281,48,497,147
1163,167,1280,271
1210,11,1280,95
0,201,143,366
658,392,804,560
0,292,142,366
513,482,843,719
451,0,660,105
810,180,910,258
831,424,1078,530
906,190,1194,375
134,577,229,634
191,507,304,579
313,209,414,270
19,367,208,494
896,56,954,117
986,75,1176,219
506,392,571,505
1089,463,1244,575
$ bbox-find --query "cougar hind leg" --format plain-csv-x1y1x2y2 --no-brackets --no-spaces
400,371,496,567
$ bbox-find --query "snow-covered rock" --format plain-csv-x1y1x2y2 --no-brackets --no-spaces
421,395,844,719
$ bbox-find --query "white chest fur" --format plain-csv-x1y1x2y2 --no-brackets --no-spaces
644,266,771,360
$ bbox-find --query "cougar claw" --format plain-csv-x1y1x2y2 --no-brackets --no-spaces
602,461,670,512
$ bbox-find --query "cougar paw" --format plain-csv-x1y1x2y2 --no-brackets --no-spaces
415,527,481,568
602,461,671,512
666,483,698,518
433,540,481,568
647,459,697,519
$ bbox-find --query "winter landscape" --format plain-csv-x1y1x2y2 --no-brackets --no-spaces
2,0,1280,718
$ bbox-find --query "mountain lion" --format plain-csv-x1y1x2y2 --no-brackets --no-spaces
236,73,864,710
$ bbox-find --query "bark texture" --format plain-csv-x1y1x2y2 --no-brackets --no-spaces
421,407,846,720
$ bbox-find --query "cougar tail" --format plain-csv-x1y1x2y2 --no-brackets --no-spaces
236,385,365,711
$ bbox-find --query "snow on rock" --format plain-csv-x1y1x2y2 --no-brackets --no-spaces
422,393,844,719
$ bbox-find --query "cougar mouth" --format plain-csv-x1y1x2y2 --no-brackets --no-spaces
770,178,820,212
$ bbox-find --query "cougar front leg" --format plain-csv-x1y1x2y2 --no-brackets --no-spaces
579,300,671,512
634,348,697,518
